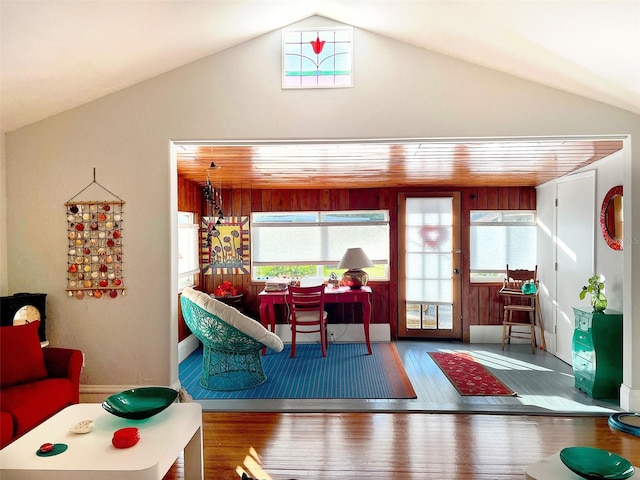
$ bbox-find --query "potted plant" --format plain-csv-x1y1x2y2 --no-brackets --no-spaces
579,274,607,312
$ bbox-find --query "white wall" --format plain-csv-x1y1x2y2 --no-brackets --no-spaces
537,152,624,356
4,16,640,408
0,133,7,296
593,152,625,310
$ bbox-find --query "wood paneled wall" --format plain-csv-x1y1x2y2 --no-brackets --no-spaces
461,187,537,341
178,177,536,342
205,188,393,330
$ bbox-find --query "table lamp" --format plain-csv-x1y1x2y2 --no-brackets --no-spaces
337,247,374,289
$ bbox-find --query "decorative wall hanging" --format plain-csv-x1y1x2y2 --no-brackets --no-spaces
201,216,250,274
65,169,126,299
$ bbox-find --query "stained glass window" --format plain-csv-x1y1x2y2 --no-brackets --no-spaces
282,27,353,88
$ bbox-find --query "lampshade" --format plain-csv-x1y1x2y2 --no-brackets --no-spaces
338,248,374,289
337,248,374,269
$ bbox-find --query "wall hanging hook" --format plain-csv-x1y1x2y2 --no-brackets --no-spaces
67,167,123,203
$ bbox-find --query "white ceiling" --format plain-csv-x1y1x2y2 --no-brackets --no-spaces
2,1,639,134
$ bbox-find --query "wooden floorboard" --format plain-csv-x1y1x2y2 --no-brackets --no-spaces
189,341,620,414
169,341,631,479
163,412,639,480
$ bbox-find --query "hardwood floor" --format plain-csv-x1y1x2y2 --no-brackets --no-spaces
168,341,632,479
163,412,639,479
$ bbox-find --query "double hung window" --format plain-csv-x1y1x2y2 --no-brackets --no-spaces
470,210,537,283
251,210,389,281
177,212,200,291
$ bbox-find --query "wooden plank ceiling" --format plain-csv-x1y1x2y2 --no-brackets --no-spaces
176,139,623,190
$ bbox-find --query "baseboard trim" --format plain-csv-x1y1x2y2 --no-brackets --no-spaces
470,324,547,347
620,384,640,412
80,384,143,403
178,334,200,363
274,323,390,344
80,380,182,403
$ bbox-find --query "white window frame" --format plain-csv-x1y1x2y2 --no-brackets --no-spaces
251,210,390,281
282,26,353,89
469,210,537,283
178,211,200,291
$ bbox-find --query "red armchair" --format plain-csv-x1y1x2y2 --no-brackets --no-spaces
0,321,82,448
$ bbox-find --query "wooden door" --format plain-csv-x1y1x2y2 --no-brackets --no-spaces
397,193,462,339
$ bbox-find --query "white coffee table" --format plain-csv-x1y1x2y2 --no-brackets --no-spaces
0,402,203,479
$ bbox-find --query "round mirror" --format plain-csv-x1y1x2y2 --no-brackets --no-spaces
600,185,623,251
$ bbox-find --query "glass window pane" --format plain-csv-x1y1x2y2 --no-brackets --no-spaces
253,212,318,223
406,253,452,280
283,27,353,89
252,209,389,280
406,279,452,303
406,225,452,253
178,213,199,275
320,211,389,222
405,198,453,303
178,211,198,290
436,305,453,329
470,210,537,279
253,225,322,263
470,224,536,270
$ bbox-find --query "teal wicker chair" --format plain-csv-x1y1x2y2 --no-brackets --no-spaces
180,287,284,391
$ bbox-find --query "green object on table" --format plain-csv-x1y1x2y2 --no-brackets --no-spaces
36,443,68,457
521,280,537,295
560,446,634,480
572,308,623,399
102,386,178,420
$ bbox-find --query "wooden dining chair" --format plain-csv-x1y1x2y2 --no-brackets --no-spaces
286,285,329,358
501,265,538,353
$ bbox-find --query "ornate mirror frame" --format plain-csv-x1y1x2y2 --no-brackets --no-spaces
600,185,623,251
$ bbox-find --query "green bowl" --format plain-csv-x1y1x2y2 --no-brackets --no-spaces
102,387,178,420
560,446,635,480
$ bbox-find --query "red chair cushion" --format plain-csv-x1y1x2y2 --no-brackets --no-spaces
0,321,48,388
0,378,75,437
0,411,14,448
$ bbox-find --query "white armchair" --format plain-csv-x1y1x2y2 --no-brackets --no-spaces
180,287,284,391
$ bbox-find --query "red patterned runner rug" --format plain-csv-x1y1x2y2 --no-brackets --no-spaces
428,352,517,396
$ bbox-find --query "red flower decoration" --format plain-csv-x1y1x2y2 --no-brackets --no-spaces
214,280,237,297
310,35,325,55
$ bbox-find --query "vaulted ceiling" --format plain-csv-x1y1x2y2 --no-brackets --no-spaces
2,1,636,189
2,1,639,134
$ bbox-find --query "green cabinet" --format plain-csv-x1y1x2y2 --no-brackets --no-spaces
572,307,623,399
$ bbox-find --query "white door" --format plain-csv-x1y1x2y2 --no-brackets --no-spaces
536,181,556,353
555,172,595,364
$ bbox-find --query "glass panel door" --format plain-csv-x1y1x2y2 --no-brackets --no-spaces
398,193,462,339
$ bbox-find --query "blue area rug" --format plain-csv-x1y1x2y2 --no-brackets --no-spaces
180,343,416,400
